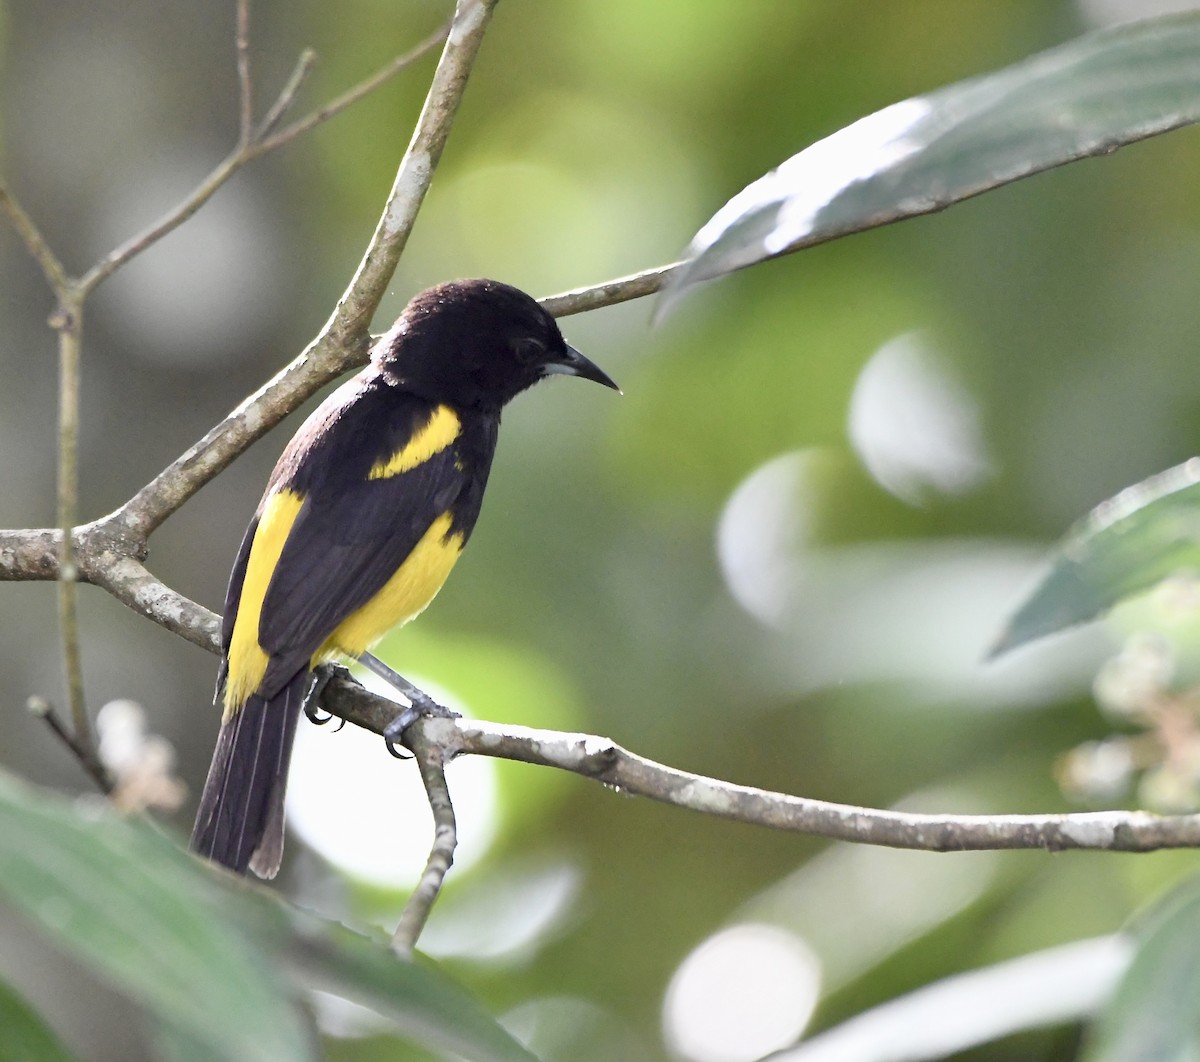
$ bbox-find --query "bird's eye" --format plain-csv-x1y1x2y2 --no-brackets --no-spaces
511,337,545,365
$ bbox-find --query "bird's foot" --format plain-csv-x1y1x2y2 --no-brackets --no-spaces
382,691,458,760
352,653,459,757
304,664,349,730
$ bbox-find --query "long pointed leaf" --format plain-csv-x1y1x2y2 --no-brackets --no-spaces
1085,875,1200,1061
284,917,538,1062
993,459,1200,655
0,771,535,1062
0,771,314,1062
785,936,1128,1061
664,13,1200,306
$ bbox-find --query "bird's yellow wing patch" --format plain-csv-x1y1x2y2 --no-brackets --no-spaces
369,404,461,479
320,512,463,659
224,488,304,718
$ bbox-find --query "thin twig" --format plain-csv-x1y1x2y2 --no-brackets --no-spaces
112,331,365,539
253,22,450,155
0,186,69,292
51,294,94,757
236,0,253,146
254,48,318,141
330,0,500,344
540,261,681,319
26,696,114,794
392,727,457,955
107,0,495,537
78,149,246,296
77,20,447,297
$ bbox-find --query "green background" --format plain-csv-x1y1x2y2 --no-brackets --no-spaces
3,1,1200,1058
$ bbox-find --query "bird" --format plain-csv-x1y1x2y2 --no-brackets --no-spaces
190,278,619,878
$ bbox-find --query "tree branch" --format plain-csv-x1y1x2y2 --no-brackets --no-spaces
26,696,114,795
5,514,1200,861
391,726,457,955
52,293,91,752
0,185,69,292
252,22,450,155
326,685,1200,856
539,261,681,319
328,0,499,344
75,20,446,298
236,0,254,146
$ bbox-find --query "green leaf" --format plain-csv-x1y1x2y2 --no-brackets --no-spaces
0,977,76,1062
0,771,535,1062
992,459,1200,655
0,770,314,1062
791,936,1127,1060
663,13,1200,306
151,1021,234,1062
1084,875,1200,1061
284,917,538,1062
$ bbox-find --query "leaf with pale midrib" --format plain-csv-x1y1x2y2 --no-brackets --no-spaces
0,771,536,1062
662,13,1200,309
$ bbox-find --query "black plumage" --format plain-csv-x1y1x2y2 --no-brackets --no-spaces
191,279,618,876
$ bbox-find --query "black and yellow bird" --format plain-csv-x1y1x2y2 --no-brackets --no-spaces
190,278,618,877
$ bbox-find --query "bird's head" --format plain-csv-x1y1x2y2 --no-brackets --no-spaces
372,278,619,410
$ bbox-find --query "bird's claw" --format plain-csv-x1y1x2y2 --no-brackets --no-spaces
382,695,459,759
305,702,334,725
304,664,348,730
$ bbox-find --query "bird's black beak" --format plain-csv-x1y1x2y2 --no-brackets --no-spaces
543,343,621,393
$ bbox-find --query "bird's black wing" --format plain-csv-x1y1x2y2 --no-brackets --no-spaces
247,378,494,696
258,445,469,668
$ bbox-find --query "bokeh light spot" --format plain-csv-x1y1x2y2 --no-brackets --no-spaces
848,333,991,505
716,450,815,627
286,673,497,888
663,923,821,1062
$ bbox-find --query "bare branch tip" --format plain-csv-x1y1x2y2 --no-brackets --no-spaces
236,0,254,145
256,21,448,157
254,49,320,143
0,183,70,293
29,695,114,795
391,725,458,953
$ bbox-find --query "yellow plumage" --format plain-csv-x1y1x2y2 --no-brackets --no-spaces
223,493,464,720
192,278,619,877
369,405,461,479
224,488,304,717
319,512,463,659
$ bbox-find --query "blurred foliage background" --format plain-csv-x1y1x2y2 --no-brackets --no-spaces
4,0,1200,1059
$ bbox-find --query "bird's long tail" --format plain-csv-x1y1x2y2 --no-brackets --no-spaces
189,669,308,878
